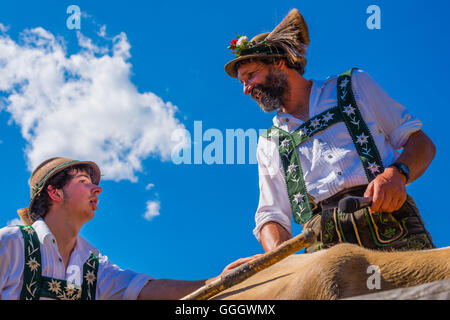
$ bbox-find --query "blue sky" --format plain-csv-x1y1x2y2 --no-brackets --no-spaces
0,0,449,282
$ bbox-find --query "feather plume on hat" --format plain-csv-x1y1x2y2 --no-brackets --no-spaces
264,8,310,73
224,8,310,77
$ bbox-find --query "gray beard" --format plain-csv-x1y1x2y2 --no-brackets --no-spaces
255,68,290,113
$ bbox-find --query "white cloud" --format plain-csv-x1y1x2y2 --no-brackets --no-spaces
145,183,155,190
0,25,186,182
0,23,9,33
97,25,107,38
143,200,160,221
76,30,108,55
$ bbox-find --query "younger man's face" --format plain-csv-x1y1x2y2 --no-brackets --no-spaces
60,169,102,222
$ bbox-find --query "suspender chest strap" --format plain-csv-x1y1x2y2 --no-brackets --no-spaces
260,68,435,251
262,68,384,225
19,225,99,300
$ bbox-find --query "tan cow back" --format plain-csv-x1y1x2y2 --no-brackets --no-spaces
213,244,450,300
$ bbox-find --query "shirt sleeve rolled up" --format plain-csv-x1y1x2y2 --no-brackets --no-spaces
352,70,422,150
97,255,153,300
253,136,293,242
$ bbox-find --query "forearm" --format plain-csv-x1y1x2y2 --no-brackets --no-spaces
259,221,291,252
394,130,436,183
136,252,264,300
137,278,209,300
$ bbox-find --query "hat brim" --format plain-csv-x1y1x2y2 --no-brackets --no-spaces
224,53,285,78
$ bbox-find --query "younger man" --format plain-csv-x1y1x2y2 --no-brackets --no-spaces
0,157,257,300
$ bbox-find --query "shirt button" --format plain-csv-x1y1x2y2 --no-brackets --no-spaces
318,139,323,143
328,155,333,159
285,119,289,122
59,258,63,262
337,171,342,176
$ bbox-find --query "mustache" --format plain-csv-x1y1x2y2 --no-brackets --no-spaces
252,83,284,99
252,85,287,113
249,68,290,113
254,69,288,98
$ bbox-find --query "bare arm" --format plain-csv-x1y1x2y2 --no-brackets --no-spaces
136,254,263,299
137,278,207,300
259,221,291,252
393,130,436,183
364,130,436,213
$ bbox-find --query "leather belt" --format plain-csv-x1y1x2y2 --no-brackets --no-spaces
310,185,368,214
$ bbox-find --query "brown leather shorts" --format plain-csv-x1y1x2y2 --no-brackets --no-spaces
303,187,435,253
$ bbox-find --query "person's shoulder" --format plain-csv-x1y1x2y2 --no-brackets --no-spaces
0,224,23,246
323,68,372,83
258,126,281,148
76,235,103,261
316,73,338,87
349,68,375,85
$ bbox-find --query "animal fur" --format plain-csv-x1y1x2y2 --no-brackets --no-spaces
212,244,450,300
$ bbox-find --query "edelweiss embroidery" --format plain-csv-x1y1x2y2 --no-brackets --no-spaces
262,68,385,225
19,226,99,300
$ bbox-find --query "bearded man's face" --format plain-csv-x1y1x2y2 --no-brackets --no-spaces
237,60,290,112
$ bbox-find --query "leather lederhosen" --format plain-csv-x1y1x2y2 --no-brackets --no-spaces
302,186,435,253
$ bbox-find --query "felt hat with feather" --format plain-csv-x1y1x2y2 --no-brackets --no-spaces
224,9,310,78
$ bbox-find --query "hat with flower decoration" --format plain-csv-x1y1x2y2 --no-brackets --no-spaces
17,157,101,226
224,9,310,78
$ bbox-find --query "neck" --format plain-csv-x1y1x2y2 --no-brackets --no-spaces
280,71,312,121
44,208,81,265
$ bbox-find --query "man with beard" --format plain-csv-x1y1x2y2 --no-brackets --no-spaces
224,9,436,253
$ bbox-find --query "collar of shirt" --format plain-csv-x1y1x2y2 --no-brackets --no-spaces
272,79,326,133
32,219,99,261
32,219,57,247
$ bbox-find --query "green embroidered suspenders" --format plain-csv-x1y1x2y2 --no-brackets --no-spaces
19,225,99,300
261,68,437,251
262,68,384,225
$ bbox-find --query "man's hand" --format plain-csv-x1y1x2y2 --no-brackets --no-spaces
363,130,436,213
206,253,263,284
220,254,263,274
364,166,407,213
